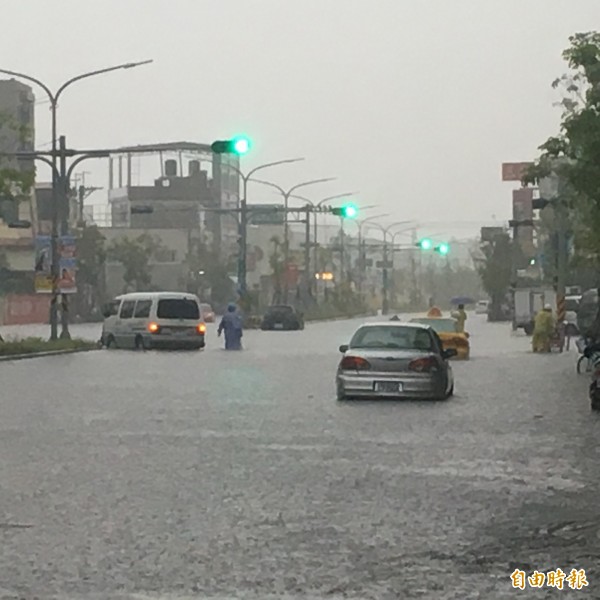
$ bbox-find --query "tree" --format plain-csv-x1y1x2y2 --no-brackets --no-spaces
269,235,285,303
0,110,35,223
76,226,106,317
525,32,600,262
185,239,234,309
477,233,512,320
107,233,166,292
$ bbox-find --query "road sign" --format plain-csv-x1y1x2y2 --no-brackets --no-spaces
248,204,285,225
502,162,533,181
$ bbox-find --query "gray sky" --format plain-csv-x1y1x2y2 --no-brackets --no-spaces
2,0,599,240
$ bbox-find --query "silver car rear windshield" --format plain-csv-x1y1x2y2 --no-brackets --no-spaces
157,299,200,320
349,326,433,350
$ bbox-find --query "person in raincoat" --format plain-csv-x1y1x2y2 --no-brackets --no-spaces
532,304,555,353
453,304,467,333
218,303,243,350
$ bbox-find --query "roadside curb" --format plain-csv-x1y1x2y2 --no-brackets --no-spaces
0,346,100,363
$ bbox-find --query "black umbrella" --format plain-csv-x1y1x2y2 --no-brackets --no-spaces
450,296,475,305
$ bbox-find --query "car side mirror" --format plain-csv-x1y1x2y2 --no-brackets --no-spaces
443,348,458,359
465,332,470,338
339,344,349,353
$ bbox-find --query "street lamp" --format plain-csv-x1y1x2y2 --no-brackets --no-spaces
350,214,390,295
216,158,305,298
364,220,414,314
0,60,153,340
249,176,336,302
288,192,357,293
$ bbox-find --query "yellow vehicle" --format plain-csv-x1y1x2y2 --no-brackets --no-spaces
409,316,470,359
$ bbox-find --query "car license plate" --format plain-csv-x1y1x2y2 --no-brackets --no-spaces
274,323,284,329
375,381,402,393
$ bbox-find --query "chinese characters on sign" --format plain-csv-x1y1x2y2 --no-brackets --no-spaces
502,162,534,182
511,568,588,590
34,235,77,294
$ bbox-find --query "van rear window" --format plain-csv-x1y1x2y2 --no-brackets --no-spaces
157,298,200,320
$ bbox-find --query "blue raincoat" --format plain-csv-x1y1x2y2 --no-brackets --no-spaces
218,303,243,350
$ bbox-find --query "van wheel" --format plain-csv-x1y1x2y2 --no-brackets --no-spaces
524,322,534,336
106,335,117,349
446,384,454,398
135,335,146,351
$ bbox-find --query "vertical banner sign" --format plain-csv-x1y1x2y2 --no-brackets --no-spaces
34,235,77,294
58,236,77,294
34,236,53,293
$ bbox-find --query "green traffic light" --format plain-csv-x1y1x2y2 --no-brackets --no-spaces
343,203,358,218
437,243,449,255
419,238,432,250
232,136,250,155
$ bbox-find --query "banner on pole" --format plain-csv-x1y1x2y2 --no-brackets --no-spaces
34,235,77,294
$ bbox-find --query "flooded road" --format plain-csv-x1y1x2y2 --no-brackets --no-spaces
1,314,598,598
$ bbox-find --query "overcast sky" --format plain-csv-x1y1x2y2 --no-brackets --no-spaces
2,0,599,240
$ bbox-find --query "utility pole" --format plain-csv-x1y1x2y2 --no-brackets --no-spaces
58,135,71,339
303,205,311,294
382,233,390,314
410,228,418,308
339,217,345,282
555,201,567,341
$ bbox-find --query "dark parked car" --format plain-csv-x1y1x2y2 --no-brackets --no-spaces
261,305,304,330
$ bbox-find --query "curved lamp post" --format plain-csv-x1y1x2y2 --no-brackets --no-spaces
364,220,414,314
249,177,336,302
0,60,153,339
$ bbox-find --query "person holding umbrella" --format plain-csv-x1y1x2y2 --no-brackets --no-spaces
454,304,467,333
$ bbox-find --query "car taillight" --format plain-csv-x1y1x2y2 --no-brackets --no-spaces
409,356,438,372
197,323,206,334
340,356,371,371
148,322,160,333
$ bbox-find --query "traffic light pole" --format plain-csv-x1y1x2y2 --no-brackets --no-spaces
215,159,305,301
249,177,335,303
303,206,311,293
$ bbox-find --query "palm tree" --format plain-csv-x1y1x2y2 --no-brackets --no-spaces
269,236,285,304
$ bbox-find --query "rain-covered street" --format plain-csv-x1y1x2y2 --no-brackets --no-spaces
1,313,599,599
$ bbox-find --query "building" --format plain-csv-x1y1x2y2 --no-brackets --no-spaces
105,143,239,259
0,79,36,277
94,143,243,298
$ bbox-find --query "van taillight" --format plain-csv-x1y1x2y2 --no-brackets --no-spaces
340,356,371,371
148,322,160,333
197,323,206,334
409,356,437,372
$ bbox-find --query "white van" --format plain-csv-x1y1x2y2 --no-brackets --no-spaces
101,292,206,350
475,300,489,315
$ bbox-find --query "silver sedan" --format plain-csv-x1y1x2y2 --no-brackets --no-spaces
336,322,456,400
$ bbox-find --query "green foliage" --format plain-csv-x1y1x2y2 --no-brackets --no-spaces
420,260,482,309
0,337,97,356
77,226,106,287
107,233,166,292
0,110,35,207
526,32,600,263
185,239,234,306
269,235,285,295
